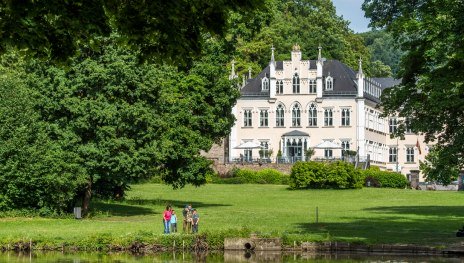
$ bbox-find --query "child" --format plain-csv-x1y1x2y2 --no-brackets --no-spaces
170,210,177,233
192,209,200,233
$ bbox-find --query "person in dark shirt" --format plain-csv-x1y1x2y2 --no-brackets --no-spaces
192,209,200,233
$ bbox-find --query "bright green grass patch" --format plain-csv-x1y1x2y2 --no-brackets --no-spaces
1,184,464,248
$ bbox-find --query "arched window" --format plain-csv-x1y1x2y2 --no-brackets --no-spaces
276,80,283,94
261,77,269,91
308,103,317,126
325,76,333,90
292,73,300,93
276,104,285,127
292,103,301,127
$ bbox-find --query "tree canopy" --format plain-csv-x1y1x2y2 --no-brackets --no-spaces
0,0,267,64
0,37,238,213
231,0,372,76
363,0,464,182
359,30,402,76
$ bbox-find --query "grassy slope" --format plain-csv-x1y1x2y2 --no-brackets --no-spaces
1,184,464,247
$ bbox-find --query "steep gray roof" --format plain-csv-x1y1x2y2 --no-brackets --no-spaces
240,65,270,95
239,60,397,97
323,60,357,93
372,78,402,89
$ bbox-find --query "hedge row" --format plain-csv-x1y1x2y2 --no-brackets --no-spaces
212,168,289,185
362,167,409,188
289,161,363,189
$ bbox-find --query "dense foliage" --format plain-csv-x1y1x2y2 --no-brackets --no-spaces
213,168,289,185
359,30,402,76
289,161,363,189
231,0,373,76
0,59,86,213
362,167,409,189
0,38,238,213
363,0,464,182
0,0,267,64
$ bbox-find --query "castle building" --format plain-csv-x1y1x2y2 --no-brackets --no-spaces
227,45,429,180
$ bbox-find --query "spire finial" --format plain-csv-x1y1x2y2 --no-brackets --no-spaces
271,45,275,62
318,45,322,61
231,59,235,77
248,67,252,79
292,43,300,51
358,57,363,75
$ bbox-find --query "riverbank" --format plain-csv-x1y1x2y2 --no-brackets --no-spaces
1,184,464,251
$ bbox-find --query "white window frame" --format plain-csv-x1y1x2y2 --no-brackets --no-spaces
406,147,415,163
276,80,283,94
309,79,316,94
276,104,285,127
325,76,333,91
308,103,317,127
291,103,301,127
341,108,350,126
389,147,398,163
293,73,300,94
259,109,269,127
324,108,333,126
261,77,269,91
244,109,252,127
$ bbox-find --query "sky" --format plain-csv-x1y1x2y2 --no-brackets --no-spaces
331,0,371,33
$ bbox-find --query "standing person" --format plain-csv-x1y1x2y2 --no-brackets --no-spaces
163,206,172,234
192,209,200,233
186,204,193,233
182,205,189,233
170,210,178,233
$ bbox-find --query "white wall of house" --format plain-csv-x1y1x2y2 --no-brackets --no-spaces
228,45,431,181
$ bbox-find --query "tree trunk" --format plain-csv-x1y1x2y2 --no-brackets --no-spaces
82,180,92,216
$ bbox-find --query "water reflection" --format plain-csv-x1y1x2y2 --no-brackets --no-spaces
0,250,461,262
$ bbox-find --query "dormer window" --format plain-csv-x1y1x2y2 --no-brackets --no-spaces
292,73,300,93
261,77,269,91
325,76,333,91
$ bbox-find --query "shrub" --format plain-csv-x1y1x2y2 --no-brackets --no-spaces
362,169,408,188
326,161,363,189
256,169,284,184
290,161,362,189
212,168,288,185
235,169,258,183
289,161,326,189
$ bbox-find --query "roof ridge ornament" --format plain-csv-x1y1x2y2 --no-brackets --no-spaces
292,43,300,51
318,45,322,61
358,57,363,75
271,45,275,63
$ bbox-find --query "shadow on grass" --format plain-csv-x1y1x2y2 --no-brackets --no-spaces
295,206,464,245
91,199,231,217
125,198,231,210
91,202,155,217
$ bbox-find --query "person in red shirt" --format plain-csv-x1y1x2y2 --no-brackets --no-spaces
163,206,172,234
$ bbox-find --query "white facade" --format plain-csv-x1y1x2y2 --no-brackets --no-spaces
227,45,429,180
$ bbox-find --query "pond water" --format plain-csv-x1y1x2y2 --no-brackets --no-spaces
0,251,462,263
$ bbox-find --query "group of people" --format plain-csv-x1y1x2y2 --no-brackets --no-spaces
162,204,199,234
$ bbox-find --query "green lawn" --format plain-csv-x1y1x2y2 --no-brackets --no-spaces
1,184,464,247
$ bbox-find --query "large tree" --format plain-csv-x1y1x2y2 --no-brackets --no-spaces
363,0,464,182
0,0,267,63
0,37,238,213
359,30,402,75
